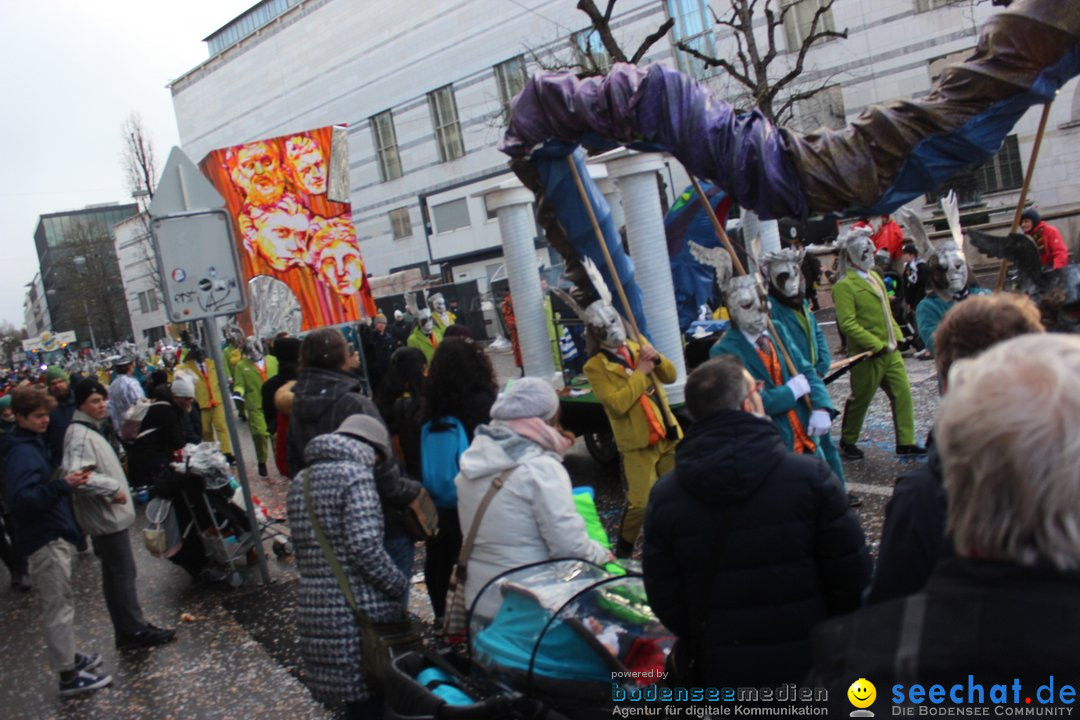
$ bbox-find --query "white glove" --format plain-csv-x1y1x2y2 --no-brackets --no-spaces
785,374,811,400
808,409,832,437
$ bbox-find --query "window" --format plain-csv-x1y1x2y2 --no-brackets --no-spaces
783,0,835,50
793,85,845,132
137,290,159,314
428,85,465,163
915,0,964,11
431,198,471,233
926,134,1024,204
574,29,611,74
389,207,412,239
370,110,402,182
495,55,528,121
667,0,716,79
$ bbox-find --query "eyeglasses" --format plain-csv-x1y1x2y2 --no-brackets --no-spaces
743,380,764,404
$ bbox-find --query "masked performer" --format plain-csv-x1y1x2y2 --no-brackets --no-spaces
233,338,271,477
831,228,924,459
580,276,681,558
428,293,456,334
896,195,989,358
407,309,443,363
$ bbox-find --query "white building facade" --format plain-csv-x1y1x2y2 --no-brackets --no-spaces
23,272,50,337
114,214,169,348
169,0,1080,289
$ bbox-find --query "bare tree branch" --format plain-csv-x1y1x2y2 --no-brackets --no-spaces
576,0,629,63
629,18,675,64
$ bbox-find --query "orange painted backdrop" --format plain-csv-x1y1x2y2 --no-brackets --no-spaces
199,125,377,331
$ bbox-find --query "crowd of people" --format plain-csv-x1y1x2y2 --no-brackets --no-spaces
2,229,1078,714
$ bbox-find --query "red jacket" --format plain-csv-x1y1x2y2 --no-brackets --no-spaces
1031,221,1069,270
872,220,904,262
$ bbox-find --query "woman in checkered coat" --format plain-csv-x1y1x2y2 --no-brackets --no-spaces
286,425,408,717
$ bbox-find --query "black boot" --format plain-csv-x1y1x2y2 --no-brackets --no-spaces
615,538,635,559
257,462,268,478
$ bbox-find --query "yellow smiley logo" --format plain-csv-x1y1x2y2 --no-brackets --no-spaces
847,678,876,709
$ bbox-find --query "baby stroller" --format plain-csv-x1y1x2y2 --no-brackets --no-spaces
150,443,291,587
468,559,674,720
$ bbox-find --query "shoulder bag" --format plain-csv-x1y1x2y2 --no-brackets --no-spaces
443,467,515,641
302,470,424,692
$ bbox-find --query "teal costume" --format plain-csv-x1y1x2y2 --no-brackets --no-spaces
915,289,990,356
709,322,835,467
832,270,916,447
769,300,845,484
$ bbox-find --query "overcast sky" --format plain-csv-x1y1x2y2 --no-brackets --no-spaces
0,0,256,330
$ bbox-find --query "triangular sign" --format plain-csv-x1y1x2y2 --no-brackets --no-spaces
149,146,226,217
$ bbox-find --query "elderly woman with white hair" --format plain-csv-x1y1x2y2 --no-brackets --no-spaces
810,333,1080,706
455,377,613,619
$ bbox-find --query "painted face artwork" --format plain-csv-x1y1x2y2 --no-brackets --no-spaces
284,134,327,195
240,194,311,272
762,248,805,303
308,216,365,296
431,294,447,313
847,235,876,272
726,276,769,336
584,301,626,349
231,141,285,206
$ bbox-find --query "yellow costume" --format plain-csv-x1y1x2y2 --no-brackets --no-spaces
181,358,233,455
584,338,681,546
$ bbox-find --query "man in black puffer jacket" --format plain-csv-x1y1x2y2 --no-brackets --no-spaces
643,355,870,687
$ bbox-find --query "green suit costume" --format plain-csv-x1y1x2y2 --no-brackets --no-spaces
233,357,269,463
831,270,916,447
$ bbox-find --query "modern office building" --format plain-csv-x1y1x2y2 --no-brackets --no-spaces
169,0,1080,291
34,203,138,348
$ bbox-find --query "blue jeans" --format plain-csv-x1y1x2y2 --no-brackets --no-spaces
383,532,415,609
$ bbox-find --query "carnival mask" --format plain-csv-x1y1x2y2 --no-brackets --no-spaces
931,243,968,295
847,235,876,272
761,248,805,306
584,301,626,349
431,293,447,313
727,276,770,336
243,336,264,363
418,309,434,335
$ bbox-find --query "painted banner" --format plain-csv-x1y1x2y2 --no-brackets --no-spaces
199,125,376,330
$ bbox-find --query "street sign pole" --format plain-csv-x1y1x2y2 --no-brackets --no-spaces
203,318,271,585
151,146,271,586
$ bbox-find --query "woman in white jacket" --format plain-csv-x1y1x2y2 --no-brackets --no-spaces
455,378,612,620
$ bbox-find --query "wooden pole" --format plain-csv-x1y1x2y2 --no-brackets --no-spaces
688,175,815,412
564,155,679,433
996,101,1053,291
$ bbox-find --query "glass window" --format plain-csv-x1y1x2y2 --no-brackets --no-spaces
370,110,403,181
926,135,1024,204
495,55,529,122
574,29,611,74
389,207,412,239
783,0,835,50
431,198,471,233
667,0,716,79
428,85,465,162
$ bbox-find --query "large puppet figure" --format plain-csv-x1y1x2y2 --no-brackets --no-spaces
759,248,849,495
896,194,989,358
574,261,681,558
701,247,845,496
831,228,924,459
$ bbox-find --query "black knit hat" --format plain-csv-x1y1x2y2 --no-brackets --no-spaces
74,377,108,409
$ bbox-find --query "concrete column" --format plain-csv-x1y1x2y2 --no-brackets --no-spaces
596,177,625,235
486,185,557,381
606,153,687,403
